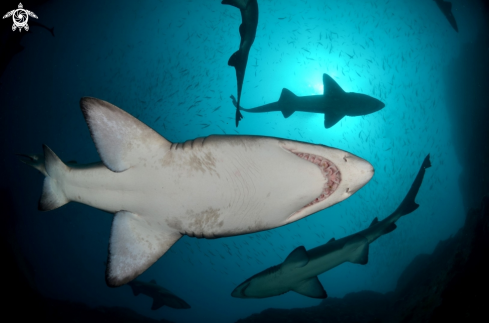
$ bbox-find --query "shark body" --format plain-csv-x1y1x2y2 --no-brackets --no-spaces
433,0,458,32
20,97,374,287
232,73,385,128
127,279,190,310
232,154,431,299
222,0,259,127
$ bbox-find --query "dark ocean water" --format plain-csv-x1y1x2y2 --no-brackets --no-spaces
1,0,487,322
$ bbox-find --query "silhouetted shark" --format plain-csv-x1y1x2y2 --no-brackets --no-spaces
19,97,374,287
433,0,458,32
127,279,190,310
231,73,385,128
232,154,431,299
0,20,54,81
222,0,259,127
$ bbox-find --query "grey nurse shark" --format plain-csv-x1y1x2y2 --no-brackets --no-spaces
231,73,385,128
18,97,373,287
232,154,431,299
127,279,190,310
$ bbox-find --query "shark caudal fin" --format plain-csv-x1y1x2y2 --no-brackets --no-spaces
278,88,298,118
394,154,431,216
18,146,70,211
322,73,346,128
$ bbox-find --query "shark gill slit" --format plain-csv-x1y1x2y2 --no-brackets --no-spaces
294,152,341,207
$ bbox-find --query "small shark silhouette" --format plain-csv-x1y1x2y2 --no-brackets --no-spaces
0,20,54,81
127,279,190,310
232,154,431,299
231,73,385,128
433,0,458,32
19,97,373,287
222,0,259,127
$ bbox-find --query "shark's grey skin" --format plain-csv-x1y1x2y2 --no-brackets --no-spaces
127,279,190,310
222,0,259,127
19,97,374,287
231,73,385,128
433,0,458,32
232,154,431,299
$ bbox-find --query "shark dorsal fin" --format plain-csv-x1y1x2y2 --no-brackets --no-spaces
150,279,157,285
369,217,379,227
327,237,335,243
80,97,171,172
323,73,345,97
105,211,182,287
324,112,344,128
292,276,327,299
278,88,298,118
282,246,309,270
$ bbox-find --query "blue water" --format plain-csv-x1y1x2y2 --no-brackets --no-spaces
1,0,485,322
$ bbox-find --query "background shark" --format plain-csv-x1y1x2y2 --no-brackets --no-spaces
221,0,259,127
19,97,373,288
127,279,191,310
231,73,385,128
232,154,431,299
433,0,459,32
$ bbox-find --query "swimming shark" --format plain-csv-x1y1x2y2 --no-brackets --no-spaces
231,73,385,128
232,154,431,299
222,0,259,127
433,0,458,32
19,97,374,287
127,279,191,310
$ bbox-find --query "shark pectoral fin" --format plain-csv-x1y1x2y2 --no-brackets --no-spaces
383,223,397,234
80,97,171,172
323,73,345,97
350,238,369,265
228,50,241,68
151,297,166,310
106,211,182,287
279,88,297,118
293,277,327,299
282,246,309,270
128,283,141,296
324,112,344,128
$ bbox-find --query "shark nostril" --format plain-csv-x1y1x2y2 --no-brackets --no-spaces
343,156,347,162
346,188,350,193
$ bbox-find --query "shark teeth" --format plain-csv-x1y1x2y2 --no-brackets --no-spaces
294,152,341,207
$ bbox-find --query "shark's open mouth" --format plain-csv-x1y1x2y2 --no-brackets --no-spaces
294,152,341,207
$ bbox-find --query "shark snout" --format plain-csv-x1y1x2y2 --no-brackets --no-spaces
231,281,250,298
342,155,374,195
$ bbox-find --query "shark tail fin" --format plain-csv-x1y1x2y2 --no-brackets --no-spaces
395,154,431,216
278,88,297,118
37,145,70,211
